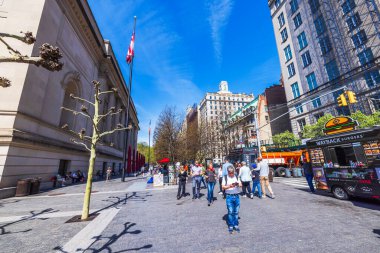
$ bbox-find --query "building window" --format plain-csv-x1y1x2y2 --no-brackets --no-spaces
346,12,362,31
301,51,312,67
275,0,282,8
325,60,340,81
298,118,306,131
351,30,367,48
319,36,332,55
372,95,380,110
284,45,292,61
364,70,380,88
291,82,300,98
281,28,288,42
312,97,322,108
297,32,308,50
290,0,299,14
342,0,356,15
314,112,324,121
306,72,318,90
209,96,212,99
278,12,285,28
295,103,303,114
358,48,374,66
308,0,320,13
293,13,302,29
314,15,326,36
265,116,269,124
287,63,296,78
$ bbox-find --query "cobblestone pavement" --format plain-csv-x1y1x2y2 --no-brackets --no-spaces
0,177,379,253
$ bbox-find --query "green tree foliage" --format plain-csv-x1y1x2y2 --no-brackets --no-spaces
137,142,155,164
302,111,380,138
302,114,334,138
272,130,300,147
350,111,380,128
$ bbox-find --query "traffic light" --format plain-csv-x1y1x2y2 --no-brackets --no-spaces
337,93,347,107
260,146,267,152
346,90,357,104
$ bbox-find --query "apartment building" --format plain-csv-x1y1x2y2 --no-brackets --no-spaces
269,0,380,136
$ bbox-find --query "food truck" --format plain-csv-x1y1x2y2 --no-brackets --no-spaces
306,116,380,200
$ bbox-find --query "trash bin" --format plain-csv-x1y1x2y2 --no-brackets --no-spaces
269,168,274,182
285,168,291,178
30,178,41,195
15,179,32,197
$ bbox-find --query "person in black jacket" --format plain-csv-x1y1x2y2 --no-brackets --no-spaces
177,165,188,199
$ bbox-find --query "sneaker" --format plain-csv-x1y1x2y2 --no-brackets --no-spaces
271,193,276,199
208,202,210,206
242,195,246,198
192,196,196,200
250,194,254,199
234,226,240,233
228,227,234,234
262,195,267,199
218,192,223,195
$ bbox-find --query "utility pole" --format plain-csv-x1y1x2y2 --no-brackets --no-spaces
254,111,262,158
148,120,151,170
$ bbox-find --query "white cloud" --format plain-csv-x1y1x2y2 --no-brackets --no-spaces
207,0,234,66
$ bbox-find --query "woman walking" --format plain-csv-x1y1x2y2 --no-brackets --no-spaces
177,165,188,200
205,163,217,206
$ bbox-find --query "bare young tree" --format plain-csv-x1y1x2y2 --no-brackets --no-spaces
61,80,130,220
153,106,182,163
0,31,63,87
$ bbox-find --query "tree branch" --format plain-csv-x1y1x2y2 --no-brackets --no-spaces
0,31,36,45
61,107,92,119
99,126,130,138
0,37,21,55
70,94,95,106
98,108,123,122
70,138,91,152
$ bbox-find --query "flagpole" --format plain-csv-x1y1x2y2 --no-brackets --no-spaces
148,120,151,171
122,16,137,182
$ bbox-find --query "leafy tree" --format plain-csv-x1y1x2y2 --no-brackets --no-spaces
137,142,155,165
350,111,380,128
302,114,334,138
272,130,300,147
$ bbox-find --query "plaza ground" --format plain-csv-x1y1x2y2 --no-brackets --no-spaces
0,176,379,253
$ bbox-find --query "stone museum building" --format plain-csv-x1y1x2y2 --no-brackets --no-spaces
0,0,139,198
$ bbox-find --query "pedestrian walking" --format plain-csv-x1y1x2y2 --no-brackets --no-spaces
251,163,262,198
218,166,223,194
222,166,242,234
177,165,188,199
191,162,202,199
205,163,217,206
302,156,315,193
255,157,275,199
238,161,253,198
200,163,207,189
106,166,112,182
222,158,233,199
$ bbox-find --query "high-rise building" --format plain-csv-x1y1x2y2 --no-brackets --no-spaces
198,81,254,163
269,0,380,136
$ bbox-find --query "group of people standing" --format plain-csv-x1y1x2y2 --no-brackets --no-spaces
175,157,276,234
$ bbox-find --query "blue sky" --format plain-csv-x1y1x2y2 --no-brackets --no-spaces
88,0,281,143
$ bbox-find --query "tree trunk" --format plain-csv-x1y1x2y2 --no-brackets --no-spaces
81,142,96,220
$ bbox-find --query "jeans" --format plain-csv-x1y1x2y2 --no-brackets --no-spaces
207,182,215,203
192,176,201,198
305,173,315,192
226,194,240,228
177,180,186,197
241,181,252,196
201,176,207,188
219,177,223,192
252,180,262,198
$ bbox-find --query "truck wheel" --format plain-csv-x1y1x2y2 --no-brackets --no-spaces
276,167,286,177
332,186,349,200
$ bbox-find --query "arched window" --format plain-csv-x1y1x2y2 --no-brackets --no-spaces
60,81,79,131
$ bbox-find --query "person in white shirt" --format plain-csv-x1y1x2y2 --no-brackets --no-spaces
255,157,275,199
238,161,253,198
222,166,242,234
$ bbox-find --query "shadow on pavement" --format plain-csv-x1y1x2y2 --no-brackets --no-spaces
55,222,152,253
373,229,380,238
0,199,21,208
0,208,58,235
295,188,380,211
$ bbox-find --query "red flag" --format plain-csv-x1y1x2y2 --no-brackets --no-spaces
126,32,135,64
